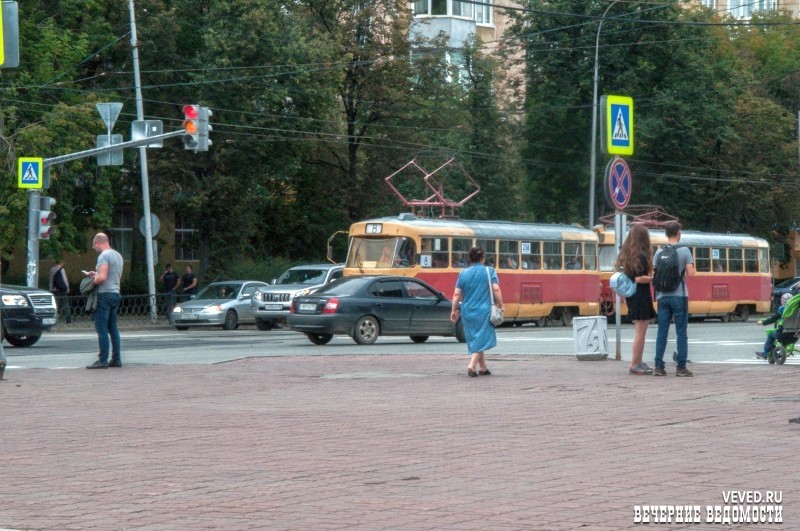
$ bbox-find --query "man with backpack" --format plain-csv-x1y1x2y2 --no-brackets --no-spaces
652,221,696,377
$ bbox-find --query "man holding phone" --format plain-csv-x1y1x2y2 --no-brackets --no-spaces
85,233,124,369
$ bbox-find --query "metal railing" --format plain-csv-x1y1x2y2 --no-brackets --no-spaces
54,293,185,327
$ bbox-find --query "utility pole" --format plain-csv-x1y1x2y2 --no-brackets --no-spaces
128,0,157,323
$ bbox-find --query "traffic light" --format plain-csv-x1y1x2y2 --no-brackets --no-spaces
38,196,56,240
198,107,212,152
182,104,200,151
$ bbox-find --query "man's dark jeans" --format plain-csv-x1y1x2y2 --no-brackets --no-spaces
655,295,689,369
95,292,121,364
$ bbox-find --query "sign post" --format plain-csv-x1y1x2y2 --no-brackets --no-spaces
606,157,633,361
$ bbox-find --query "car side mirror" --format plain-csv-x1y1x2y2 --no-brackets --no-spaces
270,279,277,285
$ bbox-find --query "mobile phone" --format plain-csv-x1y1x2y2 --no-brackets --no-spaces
81,270,90,275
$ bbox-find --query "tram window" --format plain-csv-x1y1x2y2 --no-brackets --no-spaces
420,237,449,268
452,238,472,268
499,240,518,269
713,248,727,272
564,242,582,270
728,248,743,272
599,245,616,272
395,237,416,267
695,247,711,272
521,241,540,270
476,239,496,267
759,249,769,273
745,248,758,272
543,241,562,270
584,243,597,270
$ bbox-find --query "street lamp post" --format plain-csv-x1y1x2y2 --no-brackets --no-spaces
589,0,622,228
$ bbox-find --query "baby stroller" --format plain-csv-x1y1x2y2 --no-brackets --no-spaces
765,293,800,364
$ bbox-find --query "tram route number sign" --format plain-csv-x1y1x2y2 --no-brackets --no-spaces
605,157,632,210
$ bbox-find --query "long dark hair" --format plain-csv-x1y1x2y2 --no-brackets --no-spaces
616,224,652,277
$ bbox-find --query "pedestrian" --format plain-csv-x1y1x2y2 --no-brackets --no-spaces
177,265,198,301
48,258,73,323
159,263,180,312
616,224,656,375
755,292,792,360
652,221,696,377
450,246,504,377
85,233,124,369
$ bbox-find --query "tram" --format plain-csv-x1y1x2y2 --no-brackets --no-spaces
343,214,602,326
596,226,771,321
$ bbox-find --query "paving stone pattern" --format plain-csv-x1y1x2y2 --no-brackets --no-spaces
1,355,799,530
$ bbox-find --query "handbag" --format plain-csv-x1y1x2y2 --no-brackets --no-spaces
486,266,504,326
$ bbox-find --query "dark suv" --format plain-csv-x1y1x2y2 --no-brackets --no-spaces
772,277,800,311
1,284,58,347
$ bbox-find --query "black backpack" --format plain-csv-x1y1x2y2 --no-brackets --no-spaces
652,244,684,292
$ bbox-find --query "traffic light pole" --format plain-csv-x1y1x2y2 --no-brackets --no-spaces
25,130,183,289
25,188,41,288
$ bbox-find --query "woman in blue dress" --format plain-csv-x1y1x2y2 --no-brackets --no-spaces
450,247,504,377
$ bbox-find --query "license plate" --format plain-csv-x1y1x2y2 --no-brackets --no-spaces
266,304,282,310
43,318,56,325
299,303,316,312
181,314,199,320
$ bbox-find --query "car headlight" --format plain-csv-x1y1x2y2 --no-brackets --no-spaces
1,294,29,307
254,291,264,302
294,289,311,298
173,306,182,313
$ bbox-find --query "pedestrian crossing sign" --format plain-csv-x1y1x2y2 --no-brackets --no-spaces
18,157,43,189
601,95,634,156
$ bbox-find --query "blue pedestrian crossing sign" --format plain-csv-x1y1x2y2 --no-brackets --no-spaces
600,95,634,156
18,157,43,189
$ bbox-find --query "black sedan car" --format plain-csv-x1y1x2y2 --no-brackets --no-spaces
288,275,466,345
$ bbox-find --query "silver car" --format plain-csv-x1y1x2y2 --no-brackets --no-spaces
251,264,344,330
170,280,268,331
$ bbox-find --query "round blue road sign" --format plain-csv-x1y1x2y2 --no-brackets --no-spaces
605,157,632,210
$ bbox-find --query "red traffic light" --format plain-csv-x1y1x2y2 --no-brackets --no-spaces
182,104,199,120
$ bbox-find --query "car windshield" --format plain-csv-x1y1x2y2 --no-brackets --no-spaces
195,284,240,300
277,269,327,285
312,277,371,296
775,278,800,288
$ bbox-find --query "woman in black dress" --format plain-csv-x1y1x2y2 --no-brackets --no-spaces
616,224,657,375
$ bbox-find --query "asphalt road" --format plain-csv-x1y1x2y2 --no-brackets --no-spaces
4,318,796,370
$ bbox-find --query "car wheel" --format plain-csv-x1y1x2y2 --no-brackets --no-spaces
175,326,189,331
255,319,275,331
4,333,42,347
306,333,333,345
222,310,239,330
353,315,380,345
774,345,787,365
455,319,466,343
410,335,429,343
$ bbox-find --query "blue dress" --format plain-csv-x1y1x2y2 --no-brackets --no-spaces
456,264,498,354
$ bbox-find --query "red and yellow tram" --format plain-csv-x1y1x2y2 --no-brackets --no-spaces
343,215,601,326
596,226,771,321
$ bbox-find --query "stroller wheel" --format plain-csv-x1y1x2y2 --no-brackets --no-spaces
774,346,787,365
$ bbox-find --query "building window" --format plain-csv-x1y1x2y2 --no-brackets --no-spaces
413,0,490,22
701,0,715,8
729,0,772,18
109,210,133,260
475,0,492,24
175,217,198,261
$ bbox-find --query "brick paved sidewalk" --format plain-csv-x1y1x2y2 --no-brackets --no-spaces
1,355,798,530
